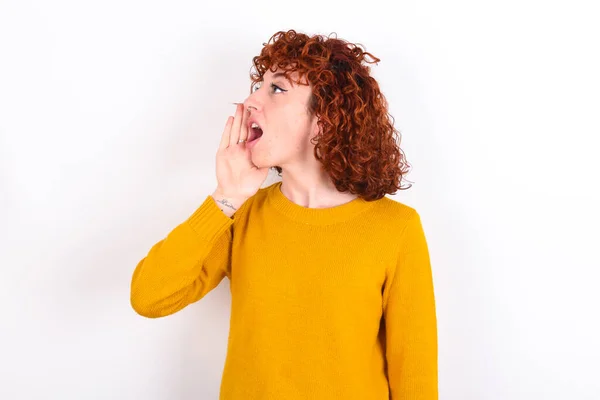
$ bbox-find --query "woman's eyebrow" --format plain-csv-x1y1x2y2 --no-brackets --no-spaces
271,72,294,86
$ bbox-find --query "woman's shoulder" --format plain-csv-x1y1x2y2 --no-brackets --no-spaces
370,194,421,223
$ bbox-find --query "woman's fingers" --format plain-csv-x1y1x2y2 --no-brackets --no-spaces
229,104,244,147
239,103,249,145
219,116,234,151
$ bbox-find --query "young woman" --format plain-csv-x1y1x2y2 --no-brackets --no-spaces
131,29,438,400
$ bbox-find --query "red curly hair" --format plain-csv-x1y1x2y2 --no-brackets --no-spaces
249,30,412,201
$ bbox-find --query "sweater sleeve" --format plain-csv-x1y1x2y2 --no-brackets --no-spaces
383,210,438,399
130,195,242,318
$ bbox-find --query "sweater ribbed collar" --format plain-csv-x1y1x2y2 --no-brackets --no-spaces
266,181,376,225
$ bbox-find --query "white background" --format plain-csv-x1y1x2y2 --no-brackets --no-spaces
1,0,599,399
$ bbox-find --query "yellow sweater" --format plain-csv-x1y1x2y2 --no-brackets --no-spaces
130,181,438,399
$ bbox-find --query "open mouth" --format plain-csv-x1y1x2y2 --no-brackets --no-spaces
248,122,264,142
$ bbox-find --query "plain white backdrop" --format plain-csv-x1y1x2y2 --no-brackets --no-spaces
1,0,599,399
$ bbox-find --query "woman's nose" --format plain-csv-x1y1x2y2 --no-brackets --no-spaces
244,94,260,113
243,101,259,115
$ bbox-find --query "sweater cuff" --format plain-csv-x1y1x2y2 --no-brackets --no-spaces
186,195,234,242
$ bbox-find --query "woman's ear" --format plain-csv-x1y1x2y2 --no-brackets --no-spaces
309,116,321,141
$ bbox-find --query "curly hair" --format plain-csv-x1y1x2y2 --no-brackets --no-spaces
249,29,412,201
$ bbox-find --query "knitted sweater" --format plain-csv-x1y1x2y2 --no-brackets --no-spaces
130,181,438,399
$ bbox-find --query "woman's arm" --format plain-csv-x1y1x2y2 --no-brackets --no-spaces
383,210,439,399
130,194,247,318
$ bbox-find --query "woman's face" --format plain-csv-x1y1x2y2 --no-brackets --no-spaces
243,69,319,170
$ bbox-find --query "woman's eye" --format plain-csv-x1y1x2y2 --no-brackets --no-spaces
251,82,286,94
270,83,286,94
